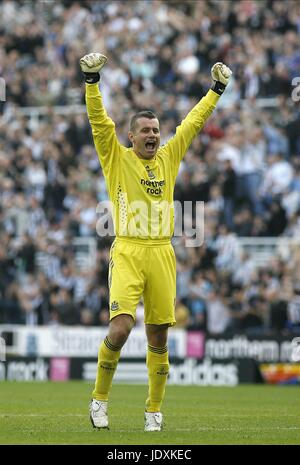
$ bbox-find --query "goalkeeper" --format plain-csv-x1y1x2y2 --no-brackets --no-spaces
80,53,232,432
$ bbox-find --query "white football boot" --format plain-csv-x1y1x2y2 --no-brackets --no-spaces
144,412,163,432
89,399,109,429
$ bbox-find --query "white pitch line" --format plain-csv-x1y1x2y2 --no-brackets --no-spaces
0,423,300,432
0,414,86,417
1,428,300,434
1,413,299,418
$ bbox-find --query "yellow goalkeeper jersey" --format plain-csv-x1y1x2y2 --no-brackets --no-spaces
86,83,219,242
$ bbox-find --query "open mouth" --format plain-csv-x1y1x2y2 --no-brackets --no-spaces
145,142,156,151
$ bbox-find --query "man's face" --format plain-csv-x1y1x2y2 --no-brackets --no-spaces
128,117,160,160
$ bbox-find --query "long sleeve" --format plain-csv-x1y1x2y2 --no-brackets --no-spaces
85,83,121,178
162,89,220,178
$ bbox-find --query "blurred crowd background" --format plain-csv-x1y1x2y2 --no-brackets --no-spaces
1,0,300,335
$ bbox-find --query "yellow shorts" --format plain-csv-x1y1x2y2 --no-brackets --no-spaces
108,238,176,326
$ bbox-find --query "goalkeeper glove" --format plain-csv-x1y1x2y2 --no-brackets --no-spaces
211,62,232,95
79,52,108,84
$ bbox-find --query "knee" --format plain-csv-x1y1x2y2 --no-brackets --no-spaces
109,327,130,347
148,334,168,347
108,314,134,347
146,325,169,347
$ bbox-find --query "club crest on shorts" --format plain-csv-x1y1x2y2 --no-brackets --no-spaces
145,165,156,180
111,301,119,311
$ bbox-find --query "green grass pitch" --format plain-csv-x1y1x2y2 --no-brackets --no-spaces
0,382,299,445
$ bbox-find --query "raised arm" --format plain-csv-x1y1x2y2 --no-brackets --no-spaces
80,53,121,178
163,62,232,177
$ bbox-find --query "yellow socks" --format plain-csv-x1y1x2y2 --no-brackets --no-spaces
92,339,169,410
145,344,169,413
92,336,121,401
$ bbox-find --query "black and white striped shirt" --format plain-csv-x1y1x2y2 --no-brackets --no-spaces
288,296,300,324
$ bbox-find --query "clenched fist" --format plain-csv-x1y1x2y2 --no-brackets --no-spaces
211,62,232,95
211,62,232,85
80,53,108,84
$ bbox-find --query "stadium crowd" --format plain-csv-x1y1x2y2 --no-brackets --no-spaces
1,0,300,335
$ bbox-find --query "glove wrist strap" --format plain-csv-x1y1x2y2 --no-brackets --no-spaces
83,72,100,84
211,81,226,95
